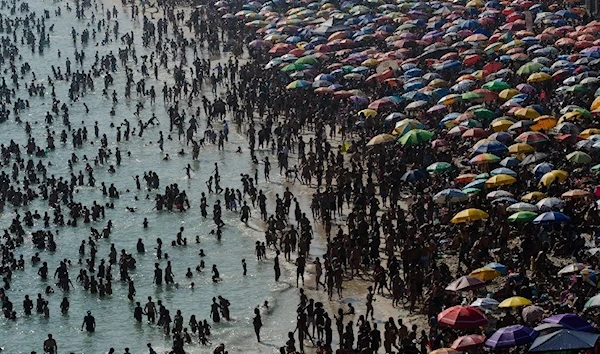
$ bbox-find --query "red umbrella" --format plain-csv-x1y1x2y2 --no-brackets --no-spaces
438,306,488,328
462,128,489,139
452,335,486,351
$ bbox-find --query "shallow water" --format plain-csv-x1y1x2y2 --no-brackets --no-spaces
0,1,322,353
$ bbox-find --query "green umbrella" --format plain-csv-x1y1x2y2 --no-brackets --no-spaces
462,92,483,101
566,151,593,164
591,164,600,173
565,85,588,94
427,162,452,173
462,187,481,195
473,108,495,121
574,108,592,119
516,62,546,76
475,172,490,180
508,211,538,223
295,55,319,65
482,80,511,91
398,129,434,146
281,63,311,72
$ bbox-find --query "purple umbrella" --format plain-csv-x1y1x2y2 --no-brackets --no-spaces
542,314,595,332
516,83,536,94
485,325,539,348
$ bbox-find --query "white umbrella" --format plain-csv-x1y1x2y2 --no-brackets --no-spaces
536,197,564,211
471,297,500,310
507,202,538,212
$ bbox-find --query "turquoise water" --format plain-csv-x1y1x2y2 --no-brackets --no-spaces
0,1,318,353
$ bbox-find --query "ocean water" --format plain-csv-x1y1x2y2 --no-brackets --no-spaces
0,0,322,353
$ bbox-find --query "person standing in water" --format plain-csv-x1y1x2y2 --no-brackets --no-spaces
253,307,263,342
43,334,57,354
210,297,221,323
81,311,96,332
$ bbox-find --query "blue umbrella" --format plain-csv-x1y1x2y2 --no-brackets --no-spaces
436,60,462,72
485,325,538,348
459,19,480,29
433,189,468,204
533,211,570,224
401,169,426,182
533,162,553,178
485,262,508,275
499,157,520,167
464,179,486,190
542,314,595,332
491,167,516,176
473,141,508,155
530,330,600,352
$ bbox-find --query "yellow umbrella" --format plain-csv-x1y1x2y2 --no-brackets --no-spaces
498,296,532,308
362,58,379,67
498,88,520,100
531,115,557,131
492,119,514,132
514,107,540,119
485,174,517,188
451,208,489,223
358,109,377,118
580,128,600,139
508,143,534,154
527,72,552,83
539,170,569,186
470,267,501,281
559,111,583,122
591,96,600,111
466,0,484,7
521,191,546,201
429,79,448,88
366,133,395,146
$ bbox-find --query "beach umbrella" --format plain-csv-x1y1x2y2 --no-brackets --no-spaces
492,119,514,132
529,330,600,352
427,162,452,174
394,119,425,135
438,306,488,328
464,179,486,190
366,134,395,146
452,335,486,351
533,162,554,178
484,262,508,275
471,297,500,310
584,294,600,308
486,190,514,200
485,325,539,348
522,305,545,324
507,202,538,212
398,129,434,146
433,189,468,204
451,208,489,223
514,107,541,119
490,167,517,177
473,141,508,155
401,170,426,182
498,296,532,308
470,267,501,281
485,174,516,188
522,192,547,202
536,197,565,211
500,157,520,167
539,170,568,186
499,88,520,100
508,143,534,154
542,314,595,332
508,211,538,223
286,80,312,89
446,275,485,292
566,151,593,164
527,72,552,83
557,263,588,276
517,62,546,75
470,153,501,164
532,116,557,130
515,131,549,144
533,211,570,224
562,189,591,199
482,80,510,91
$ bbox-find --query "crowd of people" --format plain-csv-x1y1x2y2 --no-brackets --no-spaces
2,0,600,352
